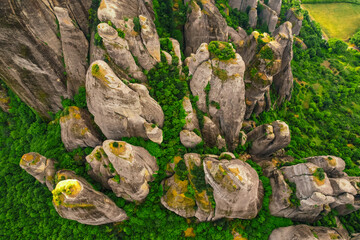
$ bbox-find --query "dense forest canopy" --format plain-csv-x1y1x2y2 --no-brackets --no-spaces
1,0,360,239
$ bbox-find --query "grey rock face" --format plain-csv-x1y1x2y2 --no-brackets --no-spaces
267,0,282,15
55,7,89,96
183,96,200,131
258,3,278,33
86,140,158,202
52,170,128,225
97,23,146,81
184,0,228,56
286,8,303,36
229,0,257,11
161,153,263,221
180,130,202,148
242,22,294,117
248,8,258,28
59,106,102,151
97,0,161,76
86,60,164,143
0,0,91,118
0,85,10,112
204,157,263,220
306,156,346,178
247,120,291,159
268,159,360,222
20,152,56,191
269,225,350,240
187,42,246,150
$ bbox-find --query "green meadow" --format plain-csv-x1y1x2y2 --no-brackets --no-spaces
302,3,360,40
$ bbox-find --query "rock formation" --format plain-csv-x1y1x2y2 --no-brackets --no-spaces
97,0,163,80
185,0,228,56
247,120,291,159
0,0,91,118
286,8,303,36
54,7,89,96
59,106,102,151
52,170,128,225
19,152,56,191
161,153,263,221
258,3,279,34
86,140,159,202
269,224,351,240
267,156,360,222
186,42,246,150
180,96,202,148
86,60,164,143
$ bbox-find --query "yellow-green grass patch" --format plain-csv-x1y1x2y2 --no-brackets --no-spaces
302,3,360,40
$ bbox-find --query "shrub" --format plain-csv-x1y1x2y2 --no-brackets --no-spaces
208,41,236,60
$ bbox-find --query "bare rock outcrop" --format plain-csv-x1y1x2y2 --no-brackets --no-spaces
86,60,164,143
306,156,346,178
269,224,351,240
0,0,91,118
86,140,158,202
258,3,278,34
20,152,56,191
187,42,246,150
97,0,162,78
161,153,263,221
54,7,89,96
286,8,303,36
184,0,228,56
52,170,128,225
180,130,202,148
247,120,291,159
59,106,102,151
267,157,360,222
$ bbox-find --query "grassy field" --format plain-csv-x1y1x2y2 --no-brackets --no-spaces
302,3,360,40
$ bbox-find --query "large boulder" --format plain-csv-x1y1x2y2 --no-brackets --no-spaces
86,60,164,143
52,170,128,225
184,0,228,56
247,120,291,159
20,152,56,191
187,42,246,150
86,140,158,202
59,106,102,151
0,0,91,118
161,153,263,221
204,156,263,220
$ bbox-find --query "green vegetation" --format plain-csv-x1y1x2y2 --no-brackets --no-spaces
285,179,301,207
350,30,360,48
208,41,236,60
214,0,250,30
152,0,187,49
302,3,360,40
133,17,141,33
313,168,325,181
